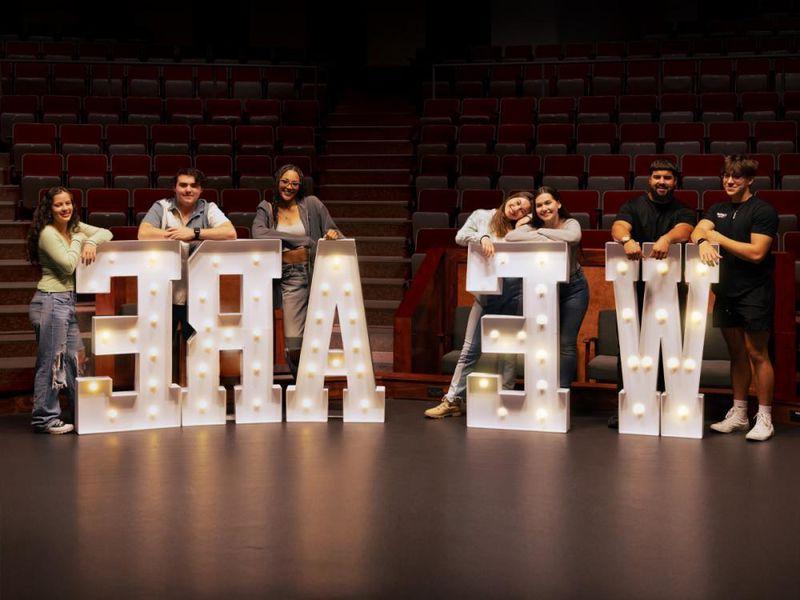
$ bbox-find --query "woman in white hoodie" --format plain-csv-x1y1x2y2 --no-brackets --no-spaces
424,192,533,418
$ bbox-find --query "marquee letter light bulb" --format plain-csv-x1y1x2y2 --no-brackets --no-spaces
108,253,117,264
311,340,319,352
677,405,690,419
203,339,213,353
632,403,646,416
332,256,342,270
536,379,548,392
100,330,111,343
211,255,221,267
331,357,342,368
251,253,260,265
616,261,629,275
252,329,261,341
621,308,634,322
251,291,261,302
88,381,99,393
489,329,500,340
352,339,361,352
497,406,509,418
695,262,709,276
656,261,669,275
197,364,207,377
690,310,703,324
655,308,668,324
516,330,527,341
107,408,118,420
536,408,548,421
640,356,653,371
627,355,641,370
128,329,137,342
199,292,207,303
149,314,158,327
683,358,696,372
479,378,489,389
148,348,158,362
204,320,213,333
252,363,261,375
536,349,548,364
315,311,324,324
149,283,158,295
252,398,263,409
198,400,208,413
536,314,548,327
148,378,158,392
359,399,370,410
535,284,547,297
148,405,159,417
343,283,353,296
348,311,358,324
667,357,680,371
497,252,508,265
301,398,312,409
320,283,330,295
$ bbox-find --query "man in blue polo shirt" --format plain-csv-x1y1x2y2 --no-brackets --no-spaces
138,168,237,382
692,155,778,441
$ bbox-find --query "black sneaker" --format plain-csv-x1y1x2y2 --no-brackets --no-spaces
607,415,619,429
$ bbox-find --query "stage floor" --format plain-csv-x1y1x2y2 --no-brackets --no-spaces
1,399,798,598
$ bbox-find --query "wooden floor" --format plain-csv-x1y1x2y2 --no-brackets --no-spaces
1,399,799,598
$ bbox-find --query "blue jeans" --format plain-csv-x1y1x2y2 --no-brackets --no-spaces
446,278,521,401
29,291,83,429
558,269,590,389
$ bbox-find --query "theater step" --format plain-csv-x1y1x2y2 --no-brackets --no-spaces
0,240,27,260
355,236,407,257
364,300,400,327
326,201,409,219
0,282,37,304
0,356,36,394
358,256,409,279
326,140,414,155
325,113,418,126
361,278,406,301
318,154,415,170
0,220,31,239
338,218,409,238
325,126,414,141
0,303,94,333
0,185,21,203
320,169,412,185
0,200,15,220
319,185,413,202
0,260,41,283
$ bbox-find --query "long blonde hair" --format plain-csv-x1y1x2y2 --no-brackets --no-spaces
488,191,534,238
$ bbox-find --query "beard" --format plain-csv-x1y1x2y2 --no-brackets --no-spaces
648,185,674,205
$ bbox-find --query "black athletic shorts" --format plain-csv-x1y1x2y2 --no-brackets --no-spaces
712,284,774,332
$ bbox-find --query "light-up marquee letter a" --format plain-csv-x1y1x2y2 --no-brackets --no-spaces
465,241,570,432
606,242,719,438
75,240,182,434
182,240,282,426
287,239,385,422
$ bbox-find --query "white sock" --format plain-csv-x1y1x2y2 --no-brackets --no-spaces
758,405,772,420
733,399,748,411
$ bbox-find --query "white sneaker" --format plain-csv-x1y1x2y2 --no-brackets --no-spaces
745,412,774,441
710,408,750,433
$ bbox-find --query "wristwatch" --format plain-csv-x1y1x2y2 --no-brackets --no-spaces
618,235,631,244
194,228,201,240
696,238,708,246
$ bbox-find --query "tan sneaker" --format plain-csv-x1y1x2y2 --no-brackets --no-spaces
424,398,464,419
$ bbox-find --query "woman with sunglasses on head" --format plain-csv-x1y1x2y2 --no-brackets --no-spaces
252,164,343,378
425,192,533,418
505,186,589,389
27,187,113,434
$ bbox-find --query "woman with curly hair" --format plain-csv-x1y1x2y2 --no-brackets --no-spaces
251,164,342,378
27,187,112,434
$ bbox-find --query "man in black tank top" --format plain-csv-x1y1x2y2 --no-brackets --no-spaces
691,155,779,442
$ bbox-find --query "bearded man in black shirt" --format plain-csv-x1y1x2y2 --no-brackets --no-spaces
607,159,696,428
692,155,778,442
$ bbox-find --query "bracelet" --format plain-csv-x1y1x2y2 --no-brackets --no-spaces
480,235,490,242
696,238,708,246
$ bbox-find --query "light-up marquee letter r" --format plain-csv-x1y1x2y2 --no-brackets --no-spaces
75,240,182,434
182,240,283,426
466,241,570,432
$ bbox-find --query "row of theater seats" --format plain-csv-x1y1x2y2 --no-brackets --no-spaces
30,186,273,229
17,153,312,208
421,94,800,125
0,96,320,142
426,57,800,98
415,122,798,157
10,123,315,167
413,153,800,193
439,37,800,63
1,63,323,100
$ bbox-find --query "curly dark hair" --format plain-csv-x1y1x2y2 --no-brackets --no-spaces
27,187,81,265
271,164,306,224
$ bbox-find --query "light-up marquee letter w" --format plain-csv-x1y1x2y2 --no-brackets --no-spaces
75,240,182,434
465,241,570,432
286,239,385,423
606,242,719,438
182,240,282,426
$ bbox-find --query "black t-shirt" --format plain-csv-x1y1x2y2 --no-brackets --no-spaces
616,194,697,243
703,195,778,298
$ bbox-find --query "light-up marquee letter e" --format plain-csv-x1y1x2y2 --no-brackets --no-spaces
466,241,570,433
75,241,182,434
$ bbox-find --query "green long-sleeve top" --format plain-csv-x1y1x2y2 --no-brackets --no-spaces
37,223,113,292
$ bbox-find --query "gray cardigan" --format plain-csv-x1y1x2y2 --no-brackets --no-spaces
251,194,342,273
